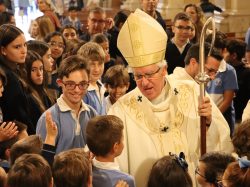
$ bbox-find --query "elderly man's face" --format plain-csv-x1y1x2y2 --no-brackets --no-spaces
87,12,106,35
141,0,159,14
133,63,166,101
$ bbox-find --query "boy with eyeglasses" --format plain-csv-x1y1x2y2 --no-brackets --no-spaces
36,55,97,154
165,12,192,74
205,31,238,136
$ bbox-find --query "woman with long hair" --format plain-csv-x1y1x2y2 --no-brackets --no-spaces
24,50,55,125
37,0,61,30
35,16,56,41
0,24,35,134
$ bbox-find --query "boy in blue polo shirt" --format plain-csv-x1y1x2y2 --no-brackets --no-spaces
86,115,135,187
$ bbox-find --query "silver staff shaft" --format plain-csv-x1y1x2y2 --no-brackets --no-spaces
196,16,216,156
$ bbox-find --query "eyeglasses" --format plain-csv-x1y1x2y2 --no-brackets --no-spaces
133,67,161,81
61,81,89,90
49,41,65,49
195,167,206,179
205,66,219,75
89,18,106,24
174,25,193,31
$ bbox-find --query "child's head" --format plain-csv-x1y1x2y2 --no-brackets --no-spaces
10,135,43,165
27,40,54,72
7,153,53,187
222,158,250,187
232,119,250,159
77,42,105,83
86,115,124,158
35,16,56,40
57,55,90,107
52,148,92,187
28,20,39,39
103,65,130,103
0,121,28,160
224,38,247,63
206,31,227,53
172,12,192,44
63,38,86,59
196,152,235,187
44,31,66,60
0,11,15,25
25,50,44,86
0,67,6,97
61,24,78,41
147,153,192,187
68,6,79,20
91,33,110,62
114,10,130,31
0,24,27,64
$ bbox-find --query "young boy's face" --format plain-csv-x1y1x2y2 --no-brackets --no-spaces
172,19,192,43
89,61,104,83
58,69,89,107
69,10,78,20
107,84,129,103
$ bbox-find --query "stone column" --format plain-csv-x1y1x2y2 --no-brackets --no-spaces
214,0,250,38
157,0,168,19
163,0,185,20
120,0,140,11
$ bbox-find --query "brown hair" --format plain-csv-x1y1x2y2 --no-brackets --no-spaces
173,12,191,24
9,135,43,165
57,55,89,79
103,65,129,87
62,38,86,59
35,16,55,41
91,33,108,44
0,121,27,160
199,152,235,184
86,115,124,156
184,3,204,35
7,153,52,187
223,161,250,187
53,148,91,187
77,42,105,64
232,119,250,159
25,50,48,112
147,155,192,187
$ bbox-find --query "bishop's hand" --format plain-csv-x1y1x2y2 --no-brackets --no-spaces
198,96,212,126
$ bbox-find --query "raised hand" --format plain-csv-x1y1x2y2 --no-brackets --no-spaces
0,122,18,142
45,110,58,146
115,180,129,187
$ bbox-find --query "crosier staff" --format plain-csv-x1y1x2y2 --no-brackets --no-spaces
195,16,216,156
